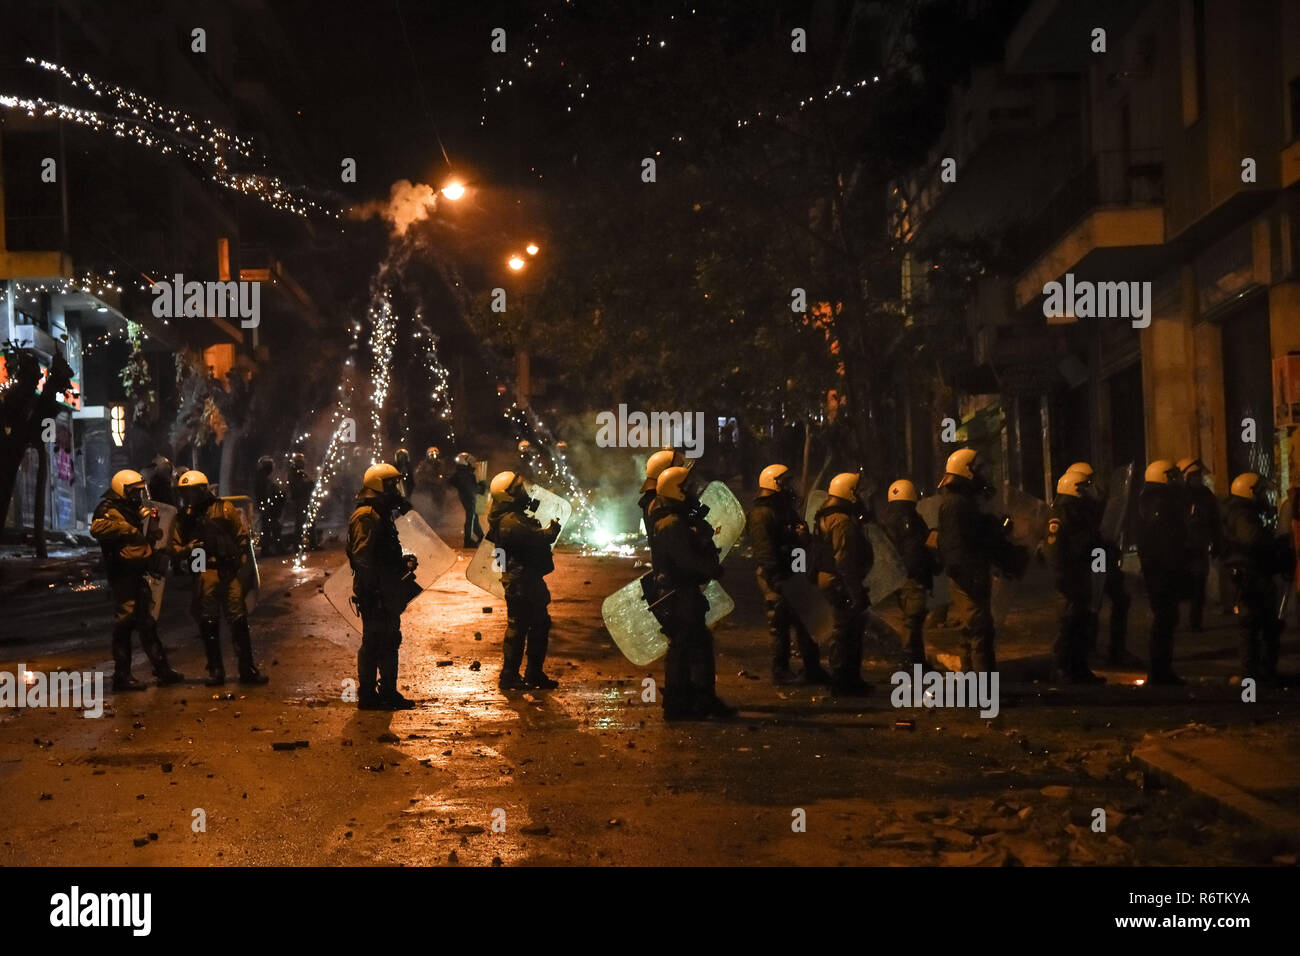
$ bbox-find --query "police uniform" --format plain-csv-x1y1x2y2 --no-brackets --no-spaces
937,479,999,672
1184,481,1222,631
1135,481,1188,684
254,464,286,556
287,461,314,548
90,490,182,689
488,497,560,689
651,495,728,717
450,462,484,547
1043,494,1100,681
174,494,263,684
1075,491,1132,662
882,498,934,667
1222,495,1289,682
748,490,824,682
813,497,872,692
348,488,412,707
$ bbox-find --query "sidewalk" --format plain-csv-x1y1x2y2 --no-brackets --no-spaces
1133,724,1300,836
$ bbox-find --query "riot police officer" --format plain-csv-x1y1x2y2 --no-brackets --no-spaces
414,446,445,493
254,455,286,556
639,448,684,545
147,456,177,508
882,479,935,669
1179,458,1222,632
348,463,418,710
650,465,734,719
487,471,562,690
287,452,316,550
1044,471,1104,684
813,472,872,695
450,452,485,548
748,464,826,684
937,449,1022,673
1064,461,1134,665
90,470,184,691
1136,460,1189,685
1222,472,1291,685
174,471,267,686
393,447,414,498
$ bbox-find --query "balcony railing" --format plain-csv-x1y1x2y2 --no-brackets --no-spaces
1017,149,1163,265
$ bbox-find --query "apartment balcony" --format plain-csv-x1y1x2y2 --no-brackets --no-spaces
1013,149,1166,311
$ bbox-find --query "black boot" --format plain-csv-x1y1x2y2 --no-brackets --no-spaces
378,646,415,709
768,601,796,684
499,616,526,690
200,618,225,686
696,692,737,719
357,643,382,709
662,638,697,719
110,623,147,691
523,613,557,688
231,619,268,684
138,620,184,685
662,687,700,721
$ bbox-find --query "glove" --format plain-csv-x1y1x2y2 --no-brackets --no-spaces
547,519,561,536
404,554,419,572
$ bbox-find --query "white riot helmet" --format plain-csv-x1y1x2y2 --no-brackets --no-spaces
828,472,860,501
888,479,918,503
657,466,691,502
758,464,791,493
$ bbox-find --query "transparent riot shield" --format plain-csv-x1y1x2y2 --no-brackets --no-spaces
1099,463,1134,549
324,508,458,638
699,481,746,559
603,481,745,665
865,522,907,602
804,489,828,533
223,496,261,613
1092,463,1134,611
465,484,572,599
145,503,179,620
988,486,1048,630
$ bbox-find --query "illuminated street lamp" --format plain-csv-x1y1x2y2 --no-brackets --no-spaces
440,180,466,201
508,254,525,270
525,242,540,256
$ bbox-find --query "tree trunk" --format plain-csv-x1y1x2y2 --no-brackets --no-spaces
33,442,49,558
219,426,243,497
799,420,813,498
